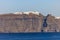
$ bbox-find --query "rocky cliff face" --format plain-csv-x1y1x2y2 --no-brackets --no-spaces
0,12,59,33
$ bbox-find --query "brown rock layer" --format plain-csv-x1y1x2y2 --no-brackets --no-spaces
0,13,59,32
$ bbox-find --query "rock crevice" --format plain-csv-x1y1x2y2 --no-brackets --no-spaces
0,12,59,32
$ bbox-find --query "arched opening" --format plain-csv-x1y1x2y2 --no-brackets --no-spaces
41,30,44,32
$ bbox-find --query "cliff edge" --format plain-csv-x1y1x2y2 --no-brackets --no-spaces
0,12,59,32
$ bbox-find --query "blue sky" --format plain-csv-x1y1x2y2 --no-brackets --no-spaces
0,0,60,16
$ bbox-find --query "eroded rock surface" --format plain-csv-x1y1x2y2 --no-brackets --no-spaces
0,12,59,32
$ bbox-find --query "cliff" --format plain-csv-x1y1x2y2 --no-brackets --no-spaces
0,12,59,33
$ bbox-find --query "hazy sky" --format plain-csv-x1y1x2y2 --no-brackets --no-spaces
0,0,60,16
